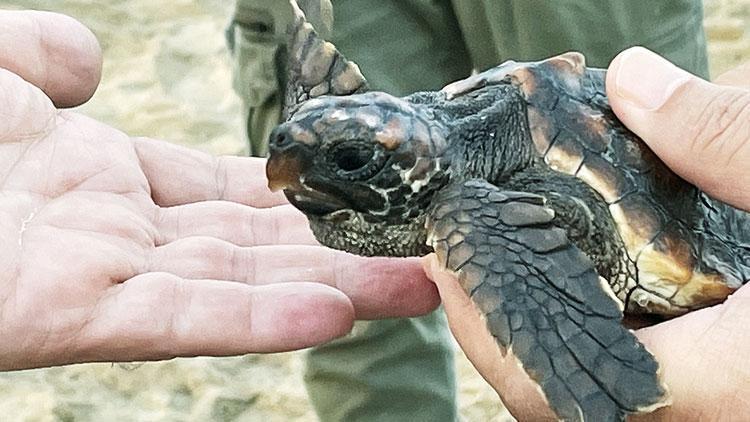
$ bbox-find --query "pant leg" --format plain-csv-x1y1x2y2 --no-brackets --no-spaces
329,0,472,96
227,0,334,157
226,0,285,157
304,312,456,421
451,0,709,78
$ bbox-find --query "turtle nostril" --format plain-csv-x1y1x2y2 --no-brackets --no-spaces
272,132,294,148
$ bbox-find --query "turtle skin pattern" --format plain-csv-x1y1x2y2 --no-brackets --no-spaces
427,180,665,421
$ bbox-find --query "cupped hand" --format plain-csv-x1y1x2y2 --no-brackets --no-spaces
425,47,750,421
0,11,439,371
607,47,750,422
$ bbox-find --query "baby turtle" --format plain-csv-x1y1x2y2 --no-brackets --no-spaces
266,4,750,421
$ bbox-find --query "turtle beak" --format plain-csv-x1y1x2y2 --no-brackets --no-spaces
266,126,313,192
266,152,304,192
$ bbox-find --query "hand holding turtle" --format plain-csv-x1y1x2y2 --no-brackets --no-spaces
609,47,750,209
0,11,439,371
425,48,750,421
608,47,750,422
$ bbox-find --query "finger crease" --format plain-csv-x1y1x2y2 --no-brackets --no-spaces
215,157,229,201
243,247,256,284
332,252,344,290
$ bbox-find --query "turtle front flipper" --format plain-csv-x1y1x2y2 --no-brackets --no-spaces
427,179,669,421
284,0,368,117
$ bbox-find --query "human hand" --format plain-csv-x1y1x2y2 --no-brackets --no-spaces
0,11,439,371
424,47,750,421
610,47,750,210
0,10,101,108
605,46,750,421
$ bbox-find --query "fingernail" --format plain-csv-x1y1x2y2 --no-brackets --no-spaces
614,47,692,111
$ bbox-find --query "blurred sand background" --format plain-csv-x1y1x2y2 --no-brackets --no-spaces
0,0,748,421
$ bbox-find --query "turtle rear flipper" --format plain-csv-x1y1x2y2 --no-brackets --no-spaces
284,0,368,117
427,179,669,421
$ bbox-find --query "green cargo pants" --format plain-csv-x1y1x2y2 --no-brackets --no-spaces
226,1,708,421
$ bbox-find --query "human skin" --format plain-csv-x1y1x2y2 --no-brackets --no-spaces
0,10,440,371
0,10,102,107
425,47,750,421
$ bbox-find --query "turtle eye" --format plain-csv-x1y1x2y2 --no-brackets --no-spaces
323,141,385,181
332,143,374,172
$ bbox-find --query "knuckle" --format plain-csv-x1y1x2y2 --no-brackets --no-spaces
214,157,229,200
180,236,232,270
232,246,256,283
167,278,191,343
240,207,257,245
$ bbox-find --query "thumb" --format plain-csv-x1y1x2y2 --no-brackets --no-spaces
0,11,102,108
606,47,750,210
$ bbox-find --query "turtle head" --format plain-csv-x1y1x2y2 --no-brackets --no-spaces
266,92,452,256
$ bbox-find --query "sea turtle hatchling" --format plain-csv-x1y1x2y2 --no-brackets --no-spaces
265,3,750,421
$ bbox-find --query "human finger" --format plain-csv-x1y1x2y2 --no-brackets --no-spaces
606,47,750,209
426,252,750,421
0,10,101,107
132,137,286,208
0,68,57,143
714,61,750,88
632,285,750,421
155,201,316,246
149,237,441,319
65,273,354,364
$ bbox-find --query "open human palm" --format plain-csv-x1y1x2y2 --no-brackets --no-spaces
0,10,439,371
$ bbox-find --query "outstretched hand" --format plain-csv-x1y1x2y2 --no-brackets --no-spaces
0,11,439,371
425,47,750,421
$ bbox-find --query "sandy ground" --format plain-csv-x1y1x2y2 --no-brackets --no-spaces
0,1,748,421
